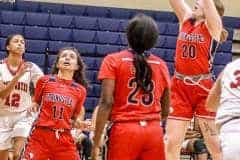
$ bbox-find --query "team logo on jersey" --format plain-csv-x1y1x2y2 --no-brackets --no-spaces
4,81,28,92
46,93,73,106
179,32,204,43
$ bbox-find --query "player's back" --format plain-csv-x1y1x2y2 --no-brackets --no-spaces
99,50,170,122
175,19,218,75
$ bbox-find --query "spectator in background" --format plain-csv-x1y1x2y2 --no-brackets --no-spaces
182,118,208,160
0,34,43,160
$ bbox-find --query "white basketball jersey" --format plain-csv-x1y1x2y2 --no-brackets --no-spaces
216,59,240,125
0,60,43,113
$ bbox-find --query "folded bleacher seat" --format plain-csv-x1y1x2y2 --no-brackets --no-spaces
213,52,232,65
39,2,64,14
26,39,48,54
0,37,6,51
72,29,96,43
75,16,98,30
0,24,24,37
50,14,74,28
24,53,46,67
26,12,50,26
24,26,49,40
85,6,111,18
96,44,120,56
15,0,40,12
47,54,57,68
1,11,25,25
72,42,96,56
63,4,86,16
48,41,72,53
0,2,14,11
49,27,72,41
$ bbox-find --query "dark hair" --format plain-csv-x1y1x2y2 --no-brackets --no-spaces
127,14,159,93
51,47,88,88
5,34,25,55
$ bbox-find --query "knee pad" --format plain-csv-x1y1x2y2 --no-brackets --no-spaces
193,139,208,154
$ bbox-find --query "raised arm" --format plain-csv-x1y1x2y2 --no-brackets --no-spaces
169,0,192,24
201,0,223,41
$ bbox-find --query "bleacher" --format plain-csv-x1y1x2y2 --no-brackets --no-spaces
0,0,238,119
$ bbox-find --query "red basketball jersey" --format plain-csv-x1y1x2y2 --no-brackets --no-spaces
34,75,86,129
98,50,170,122
175,19,218,75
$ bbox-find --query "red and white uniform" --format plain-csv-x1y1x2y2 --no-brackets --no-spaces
98,49,170,160
170,19,218,120
0,59,43,150
22,75,86,160
215,59,240,160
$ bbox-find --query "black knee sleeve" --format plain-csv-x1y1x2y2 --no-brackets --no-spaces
193,139,208,154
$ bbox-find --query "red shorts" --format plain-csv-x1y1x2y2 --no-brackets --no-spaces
21,127,80,160
169,76,216,120
104,120,165,160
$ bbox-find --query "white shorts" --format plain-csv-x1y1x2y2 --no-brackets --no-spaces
0,111,34,150
220,119,240,160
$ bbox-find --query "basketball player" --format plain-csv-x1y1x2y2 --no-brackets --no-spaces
206,59,240,160
166,0,228,160
0,34,43,160
91,14,170,160
21,47,89,160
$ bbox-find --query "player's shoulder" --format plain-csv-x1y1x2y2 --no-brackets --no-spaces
71,82,87,95
39,74,53,82
149,54,167,66
104,50,131,61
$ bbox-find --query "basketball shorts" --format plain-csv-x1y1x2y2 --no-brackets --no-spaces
103,120,165,160
169,77,216,120
0,111,34,150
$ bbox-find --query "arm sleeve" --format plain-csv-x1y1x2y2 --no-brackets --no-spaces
30,63,44,88
98,55,117,80
73,87,87,118
34,76,48,104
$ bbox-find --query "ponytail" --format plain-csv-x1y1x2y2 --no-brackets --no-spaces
132,51,152,93
127,14,159,93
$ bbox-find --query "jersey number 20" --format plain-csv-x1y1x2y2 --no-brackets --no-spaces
127,78,154,106
182,44,196,59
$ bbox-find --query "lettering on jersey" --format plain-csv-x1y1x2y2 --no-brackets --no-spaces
4,81,28,92
230,70,240,89
179,32,204,43
46,93,73,106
